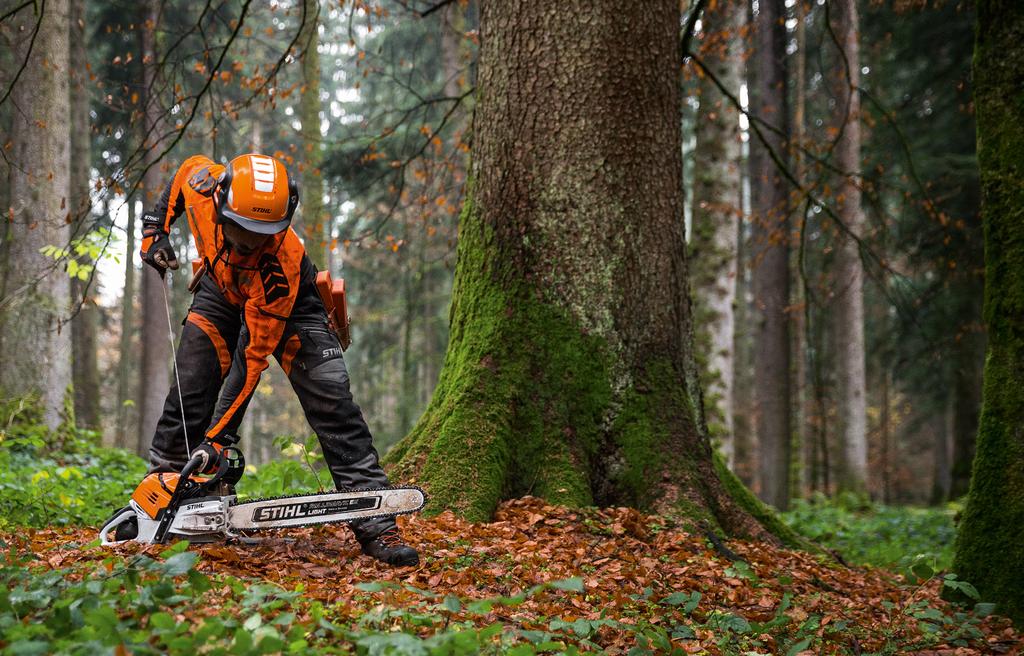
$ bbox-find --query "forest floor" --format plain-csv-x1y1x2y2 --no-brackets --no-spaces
4,496,1021,655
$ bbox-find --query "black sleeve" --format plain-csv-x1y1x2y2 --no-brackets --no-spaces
152,176,186,232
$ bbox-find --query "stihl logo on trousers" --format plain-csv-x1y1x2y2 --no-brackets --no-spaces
258,253,290,304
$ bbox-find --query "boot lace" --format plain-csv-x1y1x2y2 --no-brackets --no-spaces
377,528,405,548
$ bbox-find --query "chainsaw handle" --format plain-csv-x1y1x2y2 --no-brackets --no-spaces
153,452,205,543
153,445,244,544
180,450,205,479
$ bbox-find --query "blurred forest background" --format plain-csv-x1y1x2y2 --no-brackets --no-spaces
0,0,980,512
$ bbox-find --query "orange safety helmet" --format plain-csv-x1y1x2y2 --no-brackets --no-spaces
215,153,299,234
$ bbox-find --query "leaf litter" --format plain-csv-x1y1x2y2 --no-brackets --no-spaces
5,496,1021,654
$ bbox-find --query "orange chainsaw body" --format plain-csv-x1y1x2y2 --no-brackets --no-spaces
130,472,222,520
131,473,182,520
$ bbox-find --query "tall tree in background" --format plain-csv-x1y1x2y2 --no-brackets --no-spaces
792,0,812,495
69,0,101,429
386,0,791,543
298,0,327,270
859,0,982,503
116,198,137,446
137,0,170,454
951,0,1024,624
0,0,72,428
831,0,868,493
748,0,791,509
690,0,744,468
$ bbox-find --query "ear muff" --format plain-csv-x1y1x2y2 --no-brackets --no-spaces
285,174,299,223
215,163,234,225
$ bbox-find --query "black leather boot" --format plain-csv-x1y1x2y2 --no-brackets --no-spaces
360,527,419,566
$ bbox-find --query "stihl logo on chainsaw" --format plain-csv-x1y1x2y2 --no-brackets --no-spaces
251,496,380,522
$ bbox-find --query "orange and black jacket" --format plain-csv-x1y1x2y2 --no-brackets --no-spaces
142,155,307,442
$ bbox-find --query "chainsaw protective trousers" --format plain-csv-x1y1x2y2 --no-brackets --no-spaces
147,263,396,541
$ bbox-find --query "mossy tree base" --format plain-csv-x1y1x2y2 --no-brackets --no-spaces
386,0,793,546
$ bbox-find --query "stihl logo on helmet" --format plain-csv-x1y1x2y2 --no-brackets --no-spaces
216,153,300,235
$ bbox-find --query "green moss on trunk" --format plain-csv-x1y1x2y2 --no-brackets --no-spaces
386,194,779,541
386,194,611,521
950,0,1024,625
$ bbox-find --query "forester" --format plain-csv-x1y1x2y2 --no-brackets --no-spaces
126,153,419,566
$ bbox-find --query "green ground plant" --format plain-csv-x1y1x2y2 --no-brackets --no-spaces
0,407,1004,654
0,401,146,529
780,492,958,571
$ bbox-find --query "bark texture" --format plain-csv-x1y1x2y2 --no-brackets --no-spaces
831,0,868,494
0,0,72,429
951,0,1024,623
116,199,137,447
690,0,744,466
69,0,101,430
386,0,795,544
950,323,983,499
749,0,792,509
298,0,326,270
793,0,810,496
137,0,170,454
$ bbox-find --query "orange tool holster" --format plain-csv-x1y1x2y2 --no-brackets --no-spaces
316,271,352,351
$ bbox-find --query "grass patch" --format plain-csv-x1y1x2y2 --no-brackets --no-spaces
781,492,958,571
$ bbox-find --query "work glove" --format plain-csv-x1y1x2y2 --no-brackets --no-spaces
192,440,225,475
140,211,179,277
192,434,241,474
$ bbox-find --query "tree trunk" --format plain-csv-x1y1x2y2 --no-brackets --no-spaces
116,198,138,448
950,320,983,499
879,368,891,504
0,0,72,429
690,0,744,468
793,0,811,496
930,399,953,504
137,0,170,454
385,0,794,543
749,0,792,510
399,242,418,436
69,0,101,430
831,0,868,495
951,0,1024,623
299,0,326,270
441,2,465,99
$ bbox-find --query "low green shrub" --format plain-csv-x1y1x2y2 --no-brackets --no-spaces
780,493,958,571
0,540,319,656
235,435,330,500
0,400,337,529
0,403,146,529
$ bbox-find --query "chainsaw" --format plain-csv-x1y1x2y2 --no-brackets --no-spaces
99,446,426,545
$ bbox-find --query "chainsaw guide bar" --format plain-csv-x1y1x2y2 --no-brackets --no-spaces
228,485,427,530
